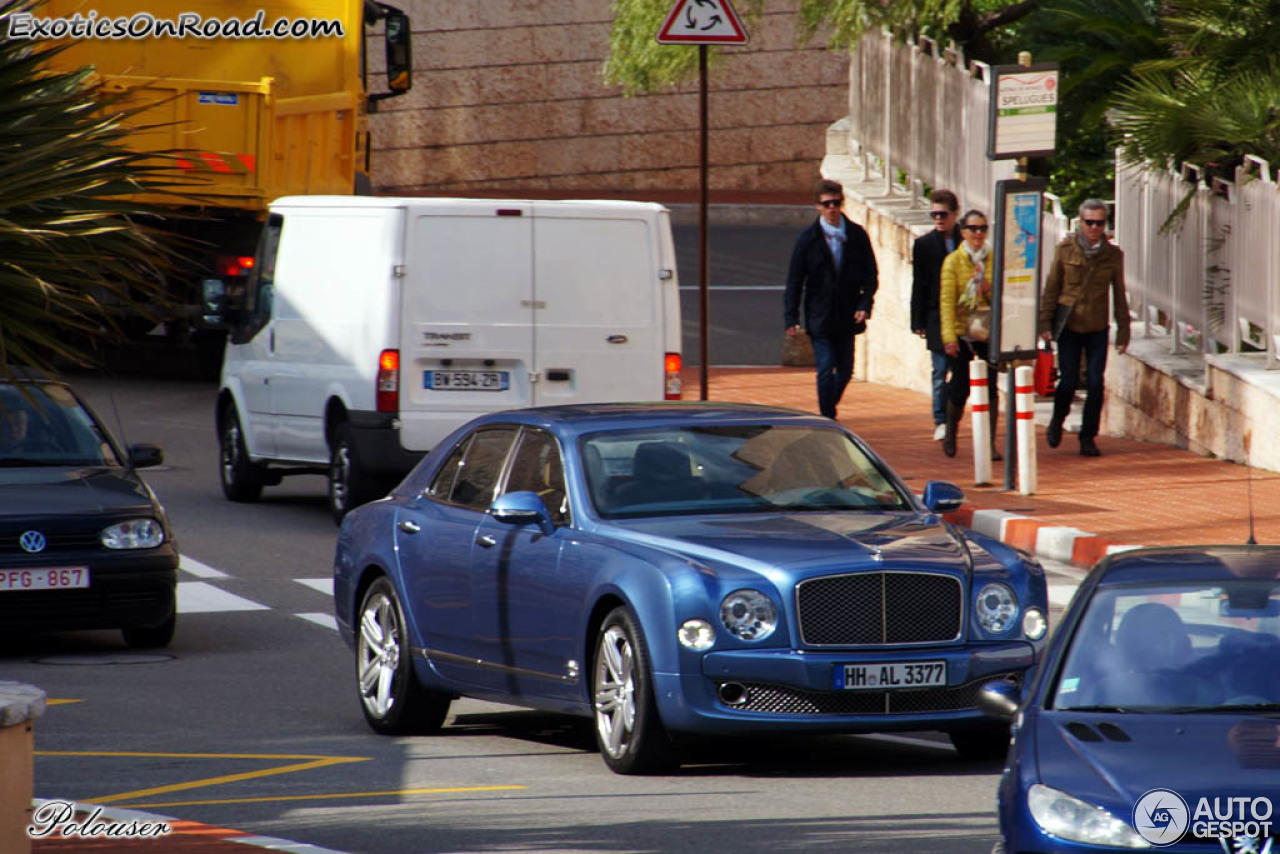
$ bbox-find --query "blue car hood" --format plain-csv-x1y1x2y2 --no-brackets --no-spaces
602,512,969,575
1035,712,1280,808
0,467,154,516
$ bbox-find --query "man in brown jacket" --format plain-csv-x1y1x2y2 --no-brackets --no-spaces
1038,199,1130,457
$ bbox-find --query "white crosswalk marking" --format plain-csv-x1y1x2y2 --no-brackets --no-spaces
1048,584,1079,608
180,556,228,579
297,613,338,631
295,578,334,596
177,581,269,613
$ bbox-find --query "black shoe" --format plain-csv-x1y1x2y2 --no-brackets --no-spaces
1079,437,1101,457
1046,418,1063,449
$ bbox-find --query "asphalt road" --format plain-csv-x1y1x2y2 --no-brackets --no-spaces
1,374,1079,854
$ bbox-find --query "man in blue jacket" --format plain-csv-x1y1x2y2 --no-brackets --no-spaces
784,179,879,420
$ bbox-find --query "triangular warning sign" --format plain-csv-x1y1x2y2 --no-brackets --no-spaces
656,0,749,45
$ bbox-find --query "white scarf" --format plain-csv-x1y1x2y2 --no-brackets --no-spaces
960,244,990,309
820,216,847,268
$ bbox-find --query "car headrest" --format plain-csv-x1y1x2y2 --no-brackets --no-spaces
1115,602,1191,669
634,441,692,481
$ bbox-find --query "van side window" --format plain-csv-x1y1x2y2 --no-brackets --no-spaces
503,429,568,525
234,213,283,344
448,427,517,511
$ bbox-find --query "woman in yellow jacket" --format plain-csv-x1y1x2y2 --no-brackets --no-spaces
938,210,1000,459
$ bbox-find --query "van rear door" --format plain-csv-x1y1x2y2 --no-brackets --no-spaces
398,201,534,453
530,204,668,405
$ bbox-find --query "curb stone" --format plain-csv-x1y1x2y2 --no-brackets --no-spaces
946,505,1143,570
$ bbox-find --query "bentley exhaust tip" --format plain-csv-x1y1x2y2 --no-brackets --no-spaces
718,682,750,706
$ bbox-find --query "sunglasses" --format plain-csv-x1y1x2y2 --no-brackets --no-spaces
929,210,953,219
819,199,844,208
1082,218,1107,227
963,224,989,233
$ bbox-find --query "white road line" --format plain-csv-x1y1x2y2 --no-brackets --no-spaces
179,556,228,579
295,578,334,596
297,613,338,631
177,581,269,613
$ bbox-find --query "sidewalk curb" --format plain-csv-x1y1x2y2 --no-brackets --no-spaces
30,800,350,854
946,504,1143,570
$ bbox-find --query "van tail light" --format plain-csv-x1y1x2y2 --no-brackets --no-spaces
664,352,683,400
377,349,400,413
215,254,255,278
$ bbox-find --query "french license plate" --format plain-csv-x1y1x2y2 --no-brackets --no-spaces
835,660,947,690
0,567,90,592
424,370,510,391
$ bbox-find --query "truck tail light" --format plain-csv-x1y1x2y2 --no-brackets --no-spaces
215,255,255,278
377,349,400,413
664,352,683,400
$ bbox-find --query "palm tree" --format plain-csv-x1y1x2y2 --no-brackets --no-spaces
0,0,185,379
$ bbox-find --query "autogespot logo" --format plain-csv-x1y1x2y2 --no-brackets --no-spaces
1134,788,1190,846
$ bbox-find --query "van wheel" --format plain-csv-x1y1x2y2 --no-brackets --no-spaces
330,422,376,524
219,407,264,502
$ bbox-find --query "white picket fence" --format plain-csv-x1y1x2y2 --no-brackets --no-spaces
847,30,1280,369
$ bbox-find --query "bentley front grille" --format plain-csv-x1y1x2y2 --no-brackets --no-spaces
797,571,963,646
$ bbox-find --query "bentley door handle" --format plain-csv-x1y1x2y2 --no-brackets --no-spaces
475,534,497,548
397,520,421,534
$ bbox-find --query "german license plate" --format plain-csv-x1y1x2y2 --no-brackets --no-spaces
424,370,509,391
0,567,90,592
835,660,947,690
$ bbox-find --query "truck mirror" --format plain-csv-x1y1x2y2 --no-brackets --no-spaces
384,11,411,93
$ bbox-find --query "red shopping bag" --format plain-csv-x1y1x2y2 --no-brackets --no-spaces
1034,342,1057,397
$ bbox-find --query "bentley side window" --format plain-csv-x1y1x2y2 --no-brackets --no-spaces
503,428,569,525
425,439,469,500
448,428,517,511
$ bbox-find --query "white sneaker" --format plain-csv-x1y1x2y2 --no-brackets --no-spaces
933,423,946,441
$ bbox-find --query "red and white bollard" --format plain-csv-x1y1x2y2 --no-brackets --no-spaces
970,360,993,487
1015,364,1037,495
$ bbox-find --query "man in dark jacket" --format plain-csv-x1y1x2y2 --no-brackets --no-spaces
910,189,960,441
784,179,878,420
1039,199,1130,457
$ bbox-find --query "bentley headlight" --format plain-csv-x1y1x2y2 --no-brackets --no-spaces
102,519,165,550
719,589,777,641
1027,784,1150,848
678,619,715,651
1022,608,1048,640
976,582,1018,634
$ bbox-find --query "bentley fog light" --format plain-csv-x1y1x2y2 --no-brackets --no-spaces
102,519,165,550
976,582,1018,634
1027,784,1150,848
678,619,715,651
1022,608,1048,640
719,589,776,641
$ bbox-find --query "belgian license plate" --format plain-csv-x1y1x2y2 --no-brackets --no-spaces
0,567,90,592
424,370,510,391
835,660,947,690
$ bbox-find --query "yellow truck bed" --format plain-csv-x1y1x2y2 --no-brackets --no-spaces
39,0,366,209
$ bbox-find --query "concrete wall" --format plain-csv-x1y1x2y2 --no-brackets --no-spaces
368,1,850,197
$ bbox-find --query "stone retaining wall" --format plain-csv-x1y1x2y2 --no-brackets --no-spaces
368,1,850,196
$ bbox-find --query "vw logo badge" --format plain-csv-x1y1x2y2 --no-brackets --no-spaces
19,530,47,554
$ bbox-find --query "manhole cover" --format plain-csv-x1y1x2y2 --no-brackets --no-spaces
34,653,175,666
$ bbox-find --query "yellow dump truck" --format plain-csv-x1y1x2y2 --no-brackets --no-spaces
37,0,411,370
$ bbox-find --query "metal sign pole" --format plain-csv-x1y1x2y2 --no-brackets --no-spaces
699,44,710,401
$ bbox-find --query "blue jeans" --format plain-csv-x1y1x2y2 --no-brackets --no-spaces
931,350,948,425
1054,328,1109,440
810,334,854,419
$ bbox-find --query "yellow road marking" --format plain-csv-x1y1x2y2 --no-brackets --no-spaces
46,699,82,705
35,751,370,805
123,785,528,809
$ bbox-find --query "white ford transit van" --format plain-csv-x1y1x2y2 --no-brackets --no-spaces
213,196,683,521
